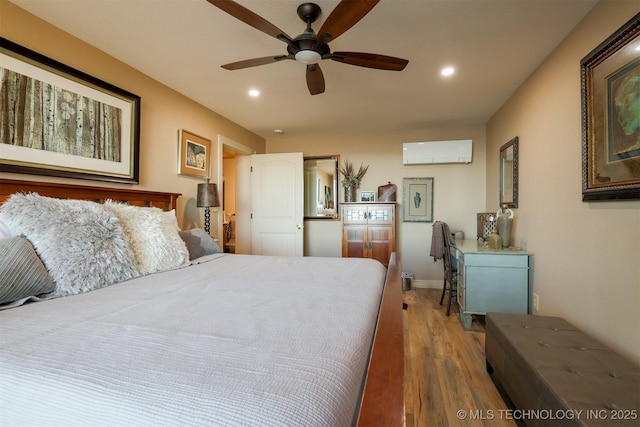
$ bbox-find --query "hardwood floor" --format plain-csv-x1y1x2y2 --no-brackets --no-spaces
403,288,516,427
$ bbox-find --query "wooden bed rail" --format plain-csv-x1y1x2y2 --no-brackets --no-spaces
358,252,405,426
0,178,180,211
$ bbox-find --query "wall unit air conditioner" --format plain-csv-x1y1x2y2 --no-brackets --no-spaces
403,140,472,164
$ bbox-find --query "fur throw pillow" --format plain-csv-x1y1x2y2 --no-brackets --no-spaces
0,193,140,297
105,201,189,275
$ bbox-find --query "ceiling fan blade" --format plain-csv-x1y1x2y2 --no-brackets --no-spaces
221,55,292,70
331,51,408,71
316,0,380,46
207,0,294,44
306,64,325,95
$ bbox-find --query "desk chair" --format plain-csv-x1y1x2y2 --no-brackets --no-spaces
436,223,458,316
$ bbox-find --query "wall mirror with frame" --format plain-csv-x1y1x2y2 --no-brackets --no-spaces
500,136,519,208
304,155,339,219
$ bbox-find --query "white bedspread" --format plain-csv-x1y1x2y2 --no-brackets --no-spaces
0,254,386,427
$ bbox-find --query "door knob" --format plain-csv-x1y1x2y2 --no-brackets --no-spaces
296,224,303,230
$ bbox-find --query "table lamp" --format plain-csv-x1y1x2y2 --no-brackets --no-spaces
197,178,220,234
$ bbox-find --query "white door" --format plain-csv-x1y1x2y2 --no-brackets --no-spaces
249,152,304,256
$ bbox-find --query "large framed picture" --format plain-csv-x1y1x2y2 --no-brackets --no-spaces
402,177,434,222
0,38,140,183
581,14,640,201
178,129,211,179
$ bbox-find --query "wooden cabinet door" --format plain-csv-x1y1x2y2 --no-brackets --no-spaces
367,204,394,225
343,204,369,225
368,226,393,265
343,225,367,258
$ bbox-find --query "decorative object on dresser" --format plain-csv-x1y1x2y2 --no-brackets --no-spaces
178,129,211,179
0,37,141,183
359,190,376,202
341,202,395,267
377,181,397,202
476,212,497,241
197,178,221,234
402,177,434,222
499,136,518,208
496,205,514,248
452,239,532,330
581,13,640,201
487,232,502,250
339,159,369,203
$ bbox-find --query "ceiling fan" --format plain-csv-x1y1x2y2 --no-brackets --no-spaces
206,0,409,95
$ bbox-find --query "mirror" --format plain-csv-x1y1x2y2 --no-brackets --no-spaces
304,155,339,219
499,136,519,208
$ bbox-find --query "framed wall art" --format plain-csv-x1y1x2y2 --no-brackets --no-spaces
178,129,211,179
402,177,434,222
359,190,376,202
500,136,519,208
0,37,140,183
581,13,640,201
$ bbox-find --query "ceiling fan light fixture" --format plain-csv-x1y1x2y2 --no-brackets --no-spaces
295,50,321,65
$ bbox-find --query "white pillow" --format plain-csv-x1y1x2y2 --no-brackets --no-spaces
105,201,189,275
0,193,139,296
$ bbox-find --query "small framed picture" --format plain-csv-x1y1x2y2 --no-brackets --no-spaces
359,190,376,202
402,177,434,222
178,129,211,179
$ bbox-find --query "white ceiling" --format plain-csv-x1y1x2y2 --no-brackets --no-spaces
9,0,598,139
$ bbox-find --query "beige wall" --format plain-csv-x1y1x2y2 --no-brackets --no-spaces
486,1,640,363
267,126,487,285
0,0,265,236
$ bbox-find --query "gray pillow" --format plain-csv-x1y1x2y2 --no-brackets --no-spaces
179,228,222,260
0,193,140,297
0,236,55,306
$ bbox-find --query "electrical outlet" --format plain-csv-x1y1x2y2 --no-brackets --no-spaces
533,293,539,312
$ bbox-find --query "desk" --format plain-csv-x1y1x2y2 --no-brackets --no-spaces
452,240,532,330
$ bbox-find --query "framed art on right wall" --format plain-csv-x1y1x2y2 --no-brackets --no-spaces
581,13,640,201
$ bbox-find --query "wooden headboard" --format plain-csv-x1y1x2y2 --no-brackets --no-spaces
0,179,181,211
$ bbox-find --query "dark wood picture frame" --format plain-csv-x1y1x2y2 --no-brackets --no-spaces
581,13,640,201
0,38,141,184
500,136,519,208
177,129,211,179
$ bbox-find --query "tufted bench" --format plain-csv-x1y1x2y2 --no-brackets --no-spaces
485,313,640,427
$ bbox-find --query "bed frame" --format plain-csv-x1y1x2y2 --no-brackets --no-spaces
0,178,405,426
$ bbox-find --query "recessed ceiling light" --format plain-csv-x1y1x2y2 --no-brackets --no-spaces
441,67,455,77
248,88,260,97
274,129,284,134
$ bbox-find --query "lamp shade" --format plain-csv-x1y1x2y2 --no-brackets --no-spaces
197,182,220,208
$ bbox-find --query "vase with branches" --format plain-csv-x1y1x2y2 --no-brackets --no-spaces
339,159,369,202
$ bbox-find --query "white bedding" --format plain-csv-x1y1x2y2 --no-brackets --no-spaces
0,254,386,426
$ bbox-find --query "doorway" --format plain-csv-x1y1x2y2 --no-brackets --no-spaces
216,135,253,253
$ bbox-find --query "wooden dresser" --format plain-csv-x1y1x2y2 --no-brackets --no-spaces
341,202,396,267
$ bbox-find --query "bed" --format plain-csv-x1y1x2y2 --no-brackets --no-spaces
0,178,404,426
